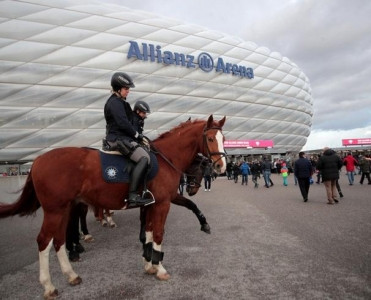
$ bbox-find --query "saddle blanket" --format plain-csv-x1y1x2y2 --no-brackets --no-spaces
99,151,158,183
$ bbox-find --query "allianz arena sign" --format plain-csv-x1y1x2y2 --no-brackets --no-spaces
128,41,254,79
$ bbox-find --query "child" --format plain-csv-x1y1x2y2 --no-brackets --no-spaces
281,163,289,186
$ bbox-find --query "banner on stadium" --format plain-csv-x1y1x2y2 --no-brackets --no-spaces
224,140,274,148
342,138,371,146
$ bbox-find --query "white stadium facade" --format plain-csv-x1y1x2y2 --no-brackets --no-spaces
0,0,313,167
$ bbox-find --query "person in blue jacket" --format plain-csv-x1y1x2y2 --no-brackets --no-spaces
240,161,250,185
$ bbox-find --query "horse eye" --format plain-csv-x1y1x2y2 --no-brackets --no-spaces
207,137,214,142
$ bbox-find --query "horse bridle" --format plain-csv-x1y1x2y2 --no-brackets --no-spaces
185,154,210,189
203,126,227,168
145,125,226,175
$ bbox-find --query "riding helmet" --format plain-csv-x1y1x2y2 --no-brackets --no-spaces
134,100,151,113
111,72,135,91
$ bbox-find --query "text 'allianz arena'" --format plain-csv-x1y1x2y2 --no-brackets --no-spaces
0,0,313,163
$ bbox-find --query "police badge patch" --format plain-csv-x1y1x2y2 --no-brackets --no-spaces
99,151,158,183
105,166,118,179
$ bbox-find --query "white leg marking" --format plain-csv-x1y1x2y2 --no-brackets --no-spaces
56,244,79,283
144,231,154,273
145,231,153,243
83,234,94,242
216,131,226,173
39,239,56,296
101,219,108,227
153,242,167,276
106,215,117,228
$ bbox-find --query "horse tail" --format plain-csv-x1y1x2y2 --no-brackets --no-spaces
0,171,40,218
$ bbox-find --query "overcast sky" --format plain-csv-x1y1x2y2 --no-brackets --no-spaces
106,0,371,150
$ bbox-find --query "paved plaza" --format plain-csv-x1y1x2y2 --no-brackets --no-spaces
0,173,370,299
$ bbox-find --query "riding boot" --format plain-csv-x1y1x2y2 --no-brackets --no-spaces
127,157,154,207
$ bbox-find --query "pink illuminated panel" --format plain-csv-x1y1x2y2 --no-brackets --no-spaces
224,140,274,148
342,138,371,146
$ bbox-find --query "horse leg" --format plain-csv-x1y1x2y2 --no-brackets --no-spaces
39,239,58,300
104,209,117,228
66,203,84,262
38,211,81,299
98,208,108,227
94,207,107,226
143,203,171,280
79,203,94,242
152,241,170,280
142,231,156,275
139,207,146,245
172,195,211,234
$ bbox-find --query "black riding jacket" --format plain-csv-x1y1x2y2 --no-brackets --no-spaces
104,94,137,142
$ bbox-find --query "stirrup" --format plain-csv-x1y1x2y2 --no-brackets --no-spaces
126,190,155,208
142,189,155,204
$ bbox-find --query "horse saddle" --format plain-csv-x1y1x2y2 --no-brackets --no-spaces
99,151,158,183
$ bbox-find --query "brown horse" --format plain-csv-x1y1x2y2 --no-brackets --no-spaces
66,153,210,262
0,115,226,300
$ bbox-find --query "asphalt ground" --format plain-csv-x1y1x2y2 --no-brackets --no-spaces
0,173,370,299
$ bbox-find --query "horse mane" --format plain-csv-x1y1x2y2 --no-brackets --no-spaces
154,119,206,141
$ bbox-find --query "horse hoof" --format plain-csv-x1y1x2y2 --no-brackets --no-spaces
84,234,94,242
101,221,108,227
145,266,157,275
201,224,211,234
44,288,58,300
69,276,82,286
109,223,117,228
156,272,170,281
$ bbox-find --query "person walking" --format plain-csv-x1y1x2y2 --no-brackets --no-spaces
233,162,240,183
294,151,313,202
280,163,289,186
262,157,273,188
358,155,371,184
336,179,344,198
251,161,260,188
316,147,343,204
203,162,213,191
314,155,322,184
240,161,250,185
226,162,233,180
343,152,358,185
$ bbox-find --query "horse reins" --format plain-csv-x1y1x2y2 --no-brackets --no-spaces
146,138,189,176
145,125,226,176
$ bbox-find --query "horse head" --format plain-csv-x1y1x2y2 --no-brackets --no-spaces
202,115,227,174
185,153,210,196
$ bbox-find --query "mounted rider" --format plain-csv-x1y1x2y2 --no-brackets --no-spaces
104,72,154,207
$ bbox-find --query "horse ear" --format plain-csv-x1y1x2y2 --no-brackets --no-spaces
187,117,191,121
218,116,226,128
207,115,214,128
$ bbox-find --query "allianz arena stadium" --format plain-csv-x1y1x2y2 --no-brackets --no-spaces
0,0,313,165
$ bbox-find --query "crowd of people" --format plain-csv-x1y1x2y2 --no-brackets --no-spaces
210,149,371,205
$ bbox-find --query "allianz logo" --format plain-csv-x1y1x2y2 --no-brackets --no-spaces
127,41,254,79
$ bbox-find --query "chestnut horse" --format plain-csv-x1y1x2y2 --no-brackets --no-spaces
66,153,211,262
89,154,209,230
0,115,226,299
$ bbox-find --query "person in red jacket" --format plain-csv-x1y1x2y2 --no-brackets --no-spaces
343,152,358,185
